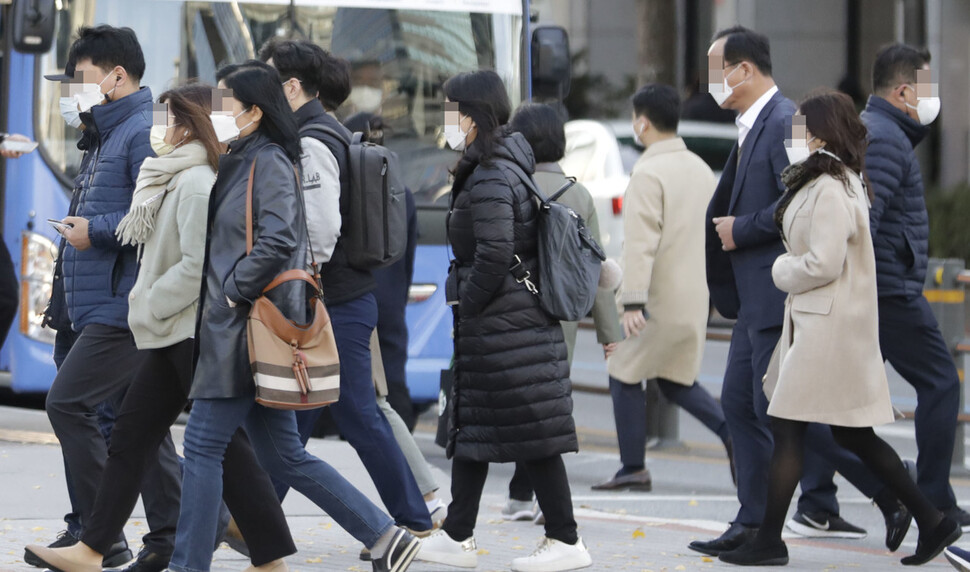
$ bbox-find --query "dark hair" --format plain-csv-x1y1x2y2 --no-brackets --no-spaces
215,63,241,85
343,112,385,145
318,55,352,111
258,38,350,110
631,83,681,133
158,84,223,170
509,103,565,163
774,90,872,230
713,26,772,77
219,61,301,163
70,25,145,81
443,70,511,168
872,43,931,94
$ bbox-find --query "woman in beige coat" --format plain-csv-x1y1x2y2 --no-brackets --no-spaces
719,90,959,567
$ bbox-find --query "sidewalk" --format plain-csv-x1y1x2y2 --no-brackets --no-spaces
0,405,961,571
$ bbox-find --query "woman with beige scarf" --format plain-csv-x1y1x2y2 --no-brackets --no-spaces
27,84,297,572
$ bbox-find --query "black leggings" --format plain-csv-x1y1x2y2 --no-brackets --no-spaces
444,456,578,545
756,416,942,546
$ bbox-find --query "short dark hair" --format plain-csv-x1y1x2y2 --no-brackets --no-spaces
509,103,566,163
631,84,681,133
70,25,145,81
261,40,326,94
713,26,772,77
219,61,301,163
318,54,352,111
872,43,931,94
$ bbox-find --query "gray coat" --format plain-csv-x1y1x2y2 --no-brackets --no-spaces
191,132,307,399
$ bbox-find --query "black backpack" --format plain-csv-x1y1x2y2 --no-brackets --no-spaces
300,124,407,270
502,161,606,322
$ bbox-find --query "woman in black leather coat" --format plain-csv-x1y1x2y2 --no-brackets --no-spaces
169,62,418,572
415,70,592,572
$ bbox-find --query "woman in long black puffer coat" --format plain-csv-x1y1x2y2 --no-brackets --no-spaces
415,70,593,572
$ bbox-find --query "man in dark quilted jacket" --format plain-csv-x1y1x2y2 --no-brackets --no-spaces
862,43,969,528
37,26,182,572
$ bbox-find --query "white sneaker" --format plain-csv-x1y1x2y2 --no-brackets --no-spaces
502,498,537,521
427,498,448,527
415,529,478,568
511,537,592,572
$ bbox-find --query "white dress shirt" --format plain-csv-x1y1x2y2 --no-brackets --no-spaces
736,85,779,149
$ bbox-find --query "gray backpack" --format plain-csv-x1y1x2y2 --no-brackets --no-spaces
502,161,605,322
300,125,407,270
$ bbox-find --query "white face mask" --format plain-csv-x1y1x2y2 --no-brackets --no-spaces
349,86,383,113
59,96,83,129
74,73,117,112
785,136,816,165
633,118,646,148
444,117,470,152
150,124,185,156
709,64,747,107
209,109,250,144
903,85,941,125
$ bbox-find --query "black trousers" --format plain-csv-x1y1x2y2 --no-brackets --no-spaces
46,324,181,555
879,294,961,509
79,339,296,565
444,456,578,545
0,241,17,347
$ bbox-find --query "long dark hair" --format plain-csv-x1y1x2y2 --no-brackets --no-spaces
220,60,301,163
158,84,222,170
443,70,511,181
775,89,872,231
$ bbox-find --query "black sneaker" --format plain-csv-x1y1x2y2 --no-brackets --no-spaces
24,530,78,567
372,528,419,572
785,510,867,539
945,506,970,532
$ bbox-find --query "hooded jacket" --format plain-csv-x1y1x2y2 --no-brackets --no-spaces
62,87,154,331
861,95,930,298
445,131,578,463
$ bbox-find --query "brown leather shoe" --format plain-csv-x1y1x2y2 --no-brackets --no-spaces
591,469,652,491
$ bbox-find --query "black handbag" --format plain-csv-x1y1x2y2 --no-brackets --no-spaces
435,367,454,449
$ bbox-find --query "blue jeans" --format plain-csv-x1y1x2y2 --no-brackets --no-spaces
279,293,431,531
169,397,394,572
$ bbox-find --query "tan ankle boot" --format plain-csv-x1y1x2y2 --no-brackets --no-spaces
23,543,102,572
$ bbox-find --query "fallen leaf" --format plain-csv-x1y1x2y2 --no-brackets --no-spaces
701,556,713,562
688,499,698,506
632,528,646,539
305,556,323,563
477,549,490,555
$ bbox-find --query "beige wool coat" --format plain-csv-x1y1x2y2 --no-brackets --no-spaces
767,170,894,426
607,138,715,386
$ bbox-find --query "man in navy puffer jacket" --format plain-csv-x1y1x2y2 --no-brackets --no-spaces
863,43,969,528
40,26,182,572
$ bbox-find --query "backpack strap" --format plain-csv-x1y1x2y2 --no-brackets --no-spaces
299,123,363,149
549,177,577,202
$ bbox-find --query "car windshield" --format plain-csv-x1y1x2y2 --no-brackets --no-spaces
34,0,524,198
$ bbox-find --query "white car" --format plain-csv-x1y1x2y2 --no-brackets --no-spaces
560,119,738,260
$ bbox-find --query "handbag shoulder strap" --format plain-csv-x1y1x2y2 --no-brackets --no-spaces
246,158,257,255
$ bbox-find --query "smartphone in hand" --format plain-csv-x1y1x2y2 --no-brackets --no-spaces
47,218,73,235
1,139,39,153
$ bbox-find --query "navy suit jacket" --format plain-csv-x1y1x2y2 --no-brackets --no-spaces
706,90,795,330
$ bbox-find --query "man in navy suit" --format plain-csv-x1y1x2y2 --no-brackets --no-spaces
690,26,910,556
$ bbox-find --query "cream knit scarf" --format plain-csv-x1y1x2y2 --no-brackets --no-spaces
116,141,209,246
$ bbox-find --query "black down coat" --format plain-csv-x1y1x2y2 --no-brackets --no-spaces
191,132,307,399
445,131,578,463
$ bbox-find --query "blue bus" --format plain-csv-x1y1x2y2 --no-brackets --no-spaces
0,0,568,401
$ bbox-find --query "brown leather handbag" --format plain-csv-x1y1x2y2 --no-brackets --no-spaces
244,158,340,410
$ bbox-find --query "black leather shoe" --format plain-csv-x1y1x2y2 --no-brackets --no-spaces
102,540,134,569
591,469,652,492
945,505,970,532
901,516,962,565
882,500,913,552
24,531,78,567
688,522,758,556
718,540,789,566
121,548,169,572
